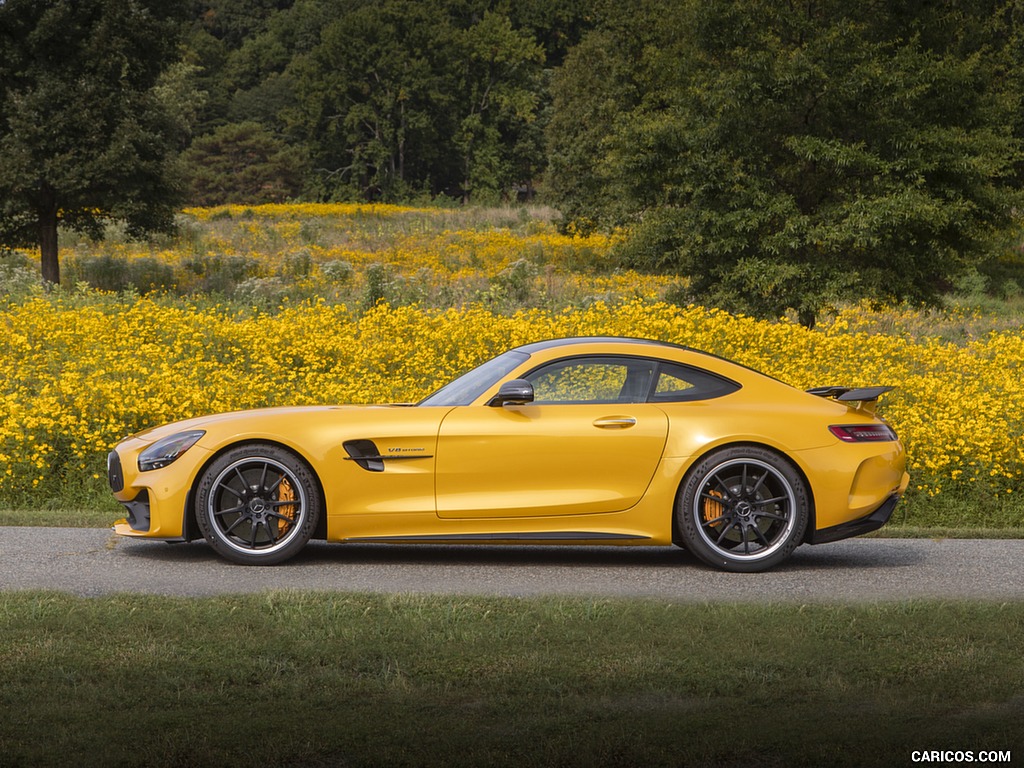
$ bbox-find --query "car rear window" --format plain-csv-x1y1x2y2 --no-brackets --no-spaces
649,362,740,402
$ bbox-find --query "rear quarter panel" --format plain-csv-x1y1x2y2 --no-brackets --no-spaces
656,381,907,531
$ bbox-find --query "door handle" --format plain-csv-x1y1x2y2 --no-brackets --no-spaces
593,417,637,429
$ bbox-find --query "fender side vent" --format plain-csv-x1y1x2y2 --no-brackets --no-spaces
343,440,385,472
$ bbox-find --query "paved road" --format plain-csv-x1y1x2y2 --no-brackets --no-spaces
0,527,1022,601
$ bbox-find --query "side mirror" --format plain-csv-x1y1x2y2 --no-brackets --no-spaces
489,379,534,407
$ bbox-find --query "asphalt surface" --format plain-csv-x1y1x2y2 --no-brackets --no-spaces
1,527,1022,601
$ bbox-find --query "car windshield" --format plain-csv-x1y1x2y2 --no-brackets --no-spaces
418,350,530,407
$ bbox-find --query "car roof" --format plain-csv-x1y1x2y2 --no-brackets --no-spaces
511,336,788,386
511,336,695,355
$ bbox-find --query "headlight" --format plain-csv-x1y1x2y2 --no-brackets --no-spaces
138,430,206,472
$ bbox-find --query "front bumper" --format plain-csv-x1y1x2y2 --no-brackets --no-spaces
107,442,207,540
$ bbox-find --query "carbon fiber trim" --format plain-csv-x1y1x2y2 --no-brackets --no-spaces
345,531,650,543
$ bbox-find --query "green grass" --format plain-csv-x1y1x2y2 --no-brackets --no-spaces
873,525,1024,539
1,592,1022,767
0,507,118,528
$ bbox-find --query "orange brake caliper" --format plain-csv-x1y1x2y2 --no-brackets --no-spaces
703,489,725,525
276,478,297,536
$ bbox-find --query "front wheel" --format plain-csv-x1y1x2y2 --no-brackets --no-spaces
676,446,809,573
195,444,321,565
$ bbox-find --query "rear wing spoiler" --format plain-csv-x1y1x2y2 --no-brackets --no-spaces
806,386,894,402
806,386,894,415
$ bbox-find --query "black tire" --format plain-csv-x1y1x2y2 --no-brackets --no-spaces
676,445,809,573
195,443,321,565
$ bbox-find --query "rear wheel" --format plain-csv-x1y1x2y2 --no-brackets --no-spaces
676,446,808,573
195,444,321,565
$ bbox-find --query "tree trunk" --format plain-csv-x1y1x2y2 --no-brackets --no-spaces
38,187,60,286
462,146,472,205
398,100,406,183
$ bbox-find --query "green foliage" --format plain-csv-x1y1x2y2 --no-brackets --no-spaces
181,121,308,205
0,251,40,301
63,254,177,295
180,0,583,204
0,0,191,283
452,11,545,203
288,0,457,201
179,253,262,295
488,258,536,307
194,0,290,48
6,0,1023,322
2,594,1023,766
283,1,547,202
362,262,393,309
153,60,208,151
549,0,1024,326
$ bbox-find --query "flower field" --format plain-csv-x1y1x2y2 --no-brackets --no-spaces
53,203,664,311
2,204,1023,527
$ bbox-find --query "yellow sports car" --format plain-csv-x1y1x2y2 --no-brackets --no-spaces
108,337,909,572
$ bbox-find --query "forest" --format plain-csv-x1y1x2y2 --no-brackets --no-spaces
178,0,584,206
3,0,1024,321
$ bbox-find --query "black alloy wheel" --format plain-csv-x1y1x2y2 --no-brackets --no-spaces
676,445,809,573
195,443,321,565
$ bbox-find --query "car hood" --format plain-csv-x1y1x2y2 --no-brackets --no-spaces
127,404,411,444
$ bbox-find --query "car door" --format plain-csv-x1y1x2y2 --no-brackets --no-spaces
435,356,669,519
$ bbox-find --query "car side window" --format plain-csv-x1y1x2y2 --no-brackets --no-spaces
651,362,740,402
522,356,739,405
525,357,656,404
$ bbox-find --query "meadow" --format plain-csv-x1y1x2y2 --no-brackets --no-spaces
2,592,1022,767
2,203,1023,529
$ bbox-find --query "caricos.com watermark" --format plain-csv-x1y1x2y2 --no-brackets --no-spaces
911,751,1012,764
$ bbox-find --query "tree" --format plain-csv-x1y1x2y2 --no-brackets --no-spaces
284,0,550,202
549,0,1024,326
181,121,307,205
171,0,590,204
453,11,544,203
287,0,457,200
547,24,644,231
193,0,293,49
0,0,190,285
184,0,318,135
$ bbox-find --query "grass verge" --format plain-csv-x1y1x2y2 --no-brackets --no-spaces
871,525,1024,539
1,592,1021,767
0,508,118,528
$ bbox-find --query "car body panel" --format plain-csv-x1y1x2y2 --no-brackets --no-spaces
109,337,910,567
435,403,668,518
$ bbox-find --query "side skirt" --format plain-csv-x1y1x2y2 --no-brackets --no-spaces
343,531,651,543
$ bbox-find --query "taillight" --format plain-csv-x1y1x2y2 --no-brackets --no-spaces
829,424,897,443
